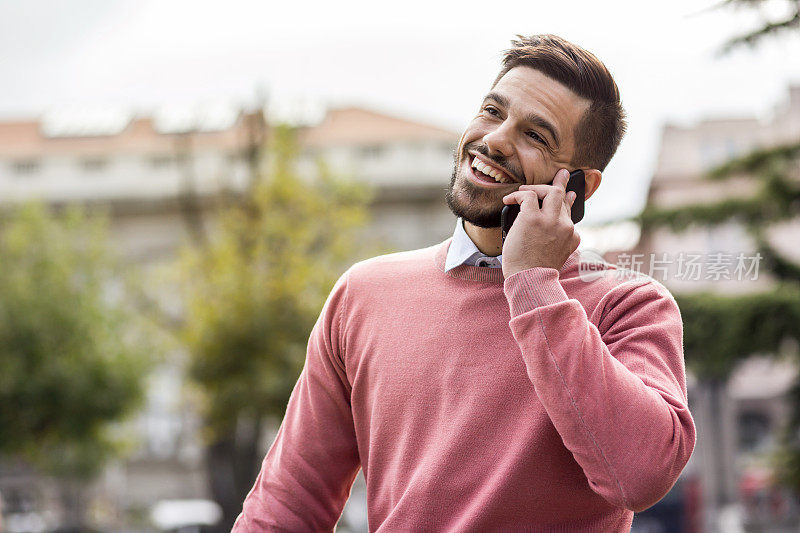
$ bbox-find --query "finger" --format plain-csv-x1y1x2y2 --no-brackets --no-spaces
502,191,540,204
501,192,519,204
542,179,566,213
502,191,543,210
517,184,555,195
567,191,577,207
553,168,570,190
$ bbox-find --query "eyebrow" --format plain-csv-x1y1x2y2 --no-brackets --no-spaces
483,92,561,149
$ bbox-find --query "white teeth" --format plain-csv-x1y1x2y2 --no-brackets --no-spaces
472,157,512,183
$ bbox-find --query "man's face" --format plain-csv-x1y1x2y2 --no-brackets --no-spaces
446,66,590,228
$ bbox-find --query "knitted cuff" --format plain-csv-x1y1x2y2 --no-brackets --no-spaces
503,267,569,316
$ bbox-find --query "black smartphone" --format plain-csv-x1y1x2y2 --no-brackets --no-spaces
501,169,585,244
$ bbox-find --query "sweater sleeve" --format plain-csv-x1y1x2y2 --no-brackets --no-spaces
503,267,696,513
233,270,360,532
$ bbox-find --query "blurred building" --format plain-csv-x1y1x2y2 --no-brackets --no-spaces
5,86,798,530
634,85,800,531
0,103,459,531
638,85,800,293
295,106,460,250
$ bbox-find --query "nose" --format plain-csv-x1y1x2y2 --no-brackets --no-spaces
482,121,515,158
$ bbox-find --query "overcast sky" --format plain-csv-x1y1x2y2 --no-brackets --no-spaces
2,0,799,224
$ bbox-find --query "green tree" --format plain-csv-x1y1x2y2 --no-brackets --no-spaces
0,201,152,528
716,0,800,54
169,123,385,531
639,144,800,489
638,0,800,499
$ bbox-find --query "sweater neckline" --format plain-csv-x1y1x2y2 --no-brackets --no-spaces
433,237,580,284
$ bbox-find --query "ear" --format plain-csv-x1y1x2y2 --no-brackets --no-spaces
583,169,602,200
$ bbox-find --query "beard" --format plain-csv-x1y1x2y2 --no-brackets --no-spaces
444,145,510,229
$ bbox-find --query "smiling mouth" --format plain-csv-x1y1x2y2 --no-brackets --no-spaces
468,154,519,185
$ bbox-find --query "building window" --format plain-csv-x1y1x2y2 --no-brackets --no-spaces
80,157,109,172
724,138,739,159
150,154,173,169
11,159,41,175
700,141,718,168
360,145,384,159
738,411,772,453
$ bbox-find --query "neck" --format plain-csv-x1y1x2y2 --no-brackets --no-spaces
464,220,503,257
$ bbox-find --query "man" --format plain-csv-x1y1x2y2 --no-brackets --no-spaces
234,34,696,532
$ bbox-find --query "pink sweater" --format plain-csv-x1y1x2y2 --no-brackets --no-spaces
233,239,696,532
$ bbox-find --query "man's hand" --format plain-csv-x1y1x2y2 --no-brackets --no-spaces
501,168,580,278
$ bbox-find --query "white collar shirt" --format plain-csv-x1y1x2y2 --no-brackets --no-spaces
444,217,503,271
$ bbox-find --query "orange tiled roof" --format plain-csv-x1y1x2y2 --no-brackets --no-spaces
0,107,459,158
0,113,258,158
298,107,458,147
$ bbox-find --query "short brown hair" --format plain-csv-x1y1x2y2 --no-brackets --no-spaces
493,34,626,171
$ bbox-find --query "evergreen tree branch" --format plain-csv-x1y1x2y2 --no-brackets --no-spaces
750,229,800,284
720,13,800,54
707,141,800,179
637,196,769,232
636,142,800,232
716,0,800,54
677,284,800,380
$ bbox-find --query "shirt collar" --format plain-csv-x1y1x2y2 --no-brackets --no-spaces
444,217,503,272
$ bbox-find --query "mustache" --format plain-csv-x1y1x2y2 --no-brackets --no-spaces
464,143,523,183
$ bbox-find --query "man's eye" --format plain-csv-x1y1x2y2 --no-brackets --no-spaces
483,105,500,116
527,131,547,145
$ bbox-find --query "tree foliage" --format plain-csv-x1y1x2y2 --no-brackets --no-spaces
636,4,800,493
637,141,800,479
637,140,800,380
176,124,379,432
678,285,800,380
169,124,385,529
716,0,800,54
639,141,800,236
0,201,151,480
